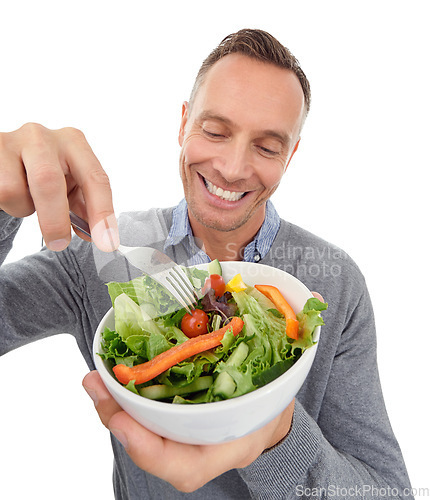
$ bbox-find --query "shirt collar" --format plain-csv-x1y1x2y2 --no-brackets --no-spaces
164,198,280,264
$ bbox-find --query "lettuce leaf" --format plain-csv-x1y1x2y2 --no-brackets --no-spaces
98,327,143,367
293,298,327,350
252,354,299,388
107,275,180,318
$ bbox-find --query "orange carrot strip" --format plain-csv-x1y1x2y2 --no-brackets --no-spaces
113,316,244,385
255,284,300,340
285,318,299,340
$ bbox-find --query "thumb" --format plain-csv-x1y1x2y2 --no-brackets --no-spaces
311,291,324,302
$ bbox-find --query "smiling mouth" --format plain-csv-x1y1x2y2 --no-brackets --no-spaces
203,177,246,202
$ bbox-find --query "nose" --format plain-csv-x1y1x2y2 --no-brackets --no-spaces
212,139,253,183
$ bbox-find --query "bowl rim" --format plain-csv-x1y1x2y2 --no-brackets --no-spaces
93,261,320,415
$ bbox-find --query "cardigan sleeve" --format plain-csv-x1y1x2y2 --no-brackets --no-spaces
0,210,22,266
0,211,108,366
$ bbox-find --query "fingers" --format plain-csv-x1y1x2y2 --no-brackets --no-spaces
22,140,72,251
6,123,72,250
57,128,119,251
0,123,119,252
312,291,324,302
0,148,35,217
82,370,123,425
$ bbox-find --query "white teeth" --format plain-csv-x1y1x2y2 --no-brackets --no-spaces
204,178,245,201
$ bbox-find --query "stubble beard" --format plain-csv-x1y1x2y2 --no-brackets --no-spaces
187,195,266,234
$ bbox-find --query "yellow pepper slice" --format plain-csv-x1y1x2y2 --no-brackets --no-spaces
225,273,248,293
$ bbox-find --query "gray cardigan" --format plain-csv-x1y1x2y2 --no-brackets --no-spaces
0,208,413,499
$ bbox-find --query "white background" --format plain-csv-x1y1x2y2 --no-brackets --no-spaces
1,0,429,498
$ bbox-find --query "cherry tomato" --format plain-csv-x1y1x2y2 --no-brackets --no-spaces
181,309,209,338
202,274,226,297
210,274,226,297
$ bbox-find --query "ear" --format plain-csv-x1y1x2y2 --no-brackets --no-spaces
285,138,300,171
178,101,189,146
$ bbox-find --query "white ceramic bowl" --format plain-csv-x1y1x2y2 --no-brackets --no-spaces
93,261,319,444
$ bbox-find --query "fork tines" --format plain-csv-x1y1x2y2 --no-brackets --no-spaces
151,266,198,314
165,266,199,311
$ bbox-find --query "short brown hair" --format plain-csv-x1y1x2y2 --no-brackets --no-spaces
189,28,311,117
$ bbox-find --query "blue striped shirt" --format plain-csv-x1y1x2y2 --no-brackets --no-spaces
164,198,280,265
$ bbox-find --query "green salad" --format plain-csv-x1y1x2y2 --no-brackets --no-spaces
98,262,327,404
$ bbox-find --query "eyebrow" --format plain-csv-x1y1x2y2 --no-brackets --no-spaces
197,111,234,127
197,111,291,147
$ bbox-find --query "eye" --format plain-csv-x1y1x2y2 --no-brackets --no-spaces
258,146,280,157
203,129,225,139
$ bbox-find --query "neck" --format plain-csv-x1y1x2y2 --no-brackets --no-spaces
188,209,265,262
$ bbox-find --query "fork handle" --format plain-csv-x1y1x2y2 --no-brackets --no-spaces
69,210,91,237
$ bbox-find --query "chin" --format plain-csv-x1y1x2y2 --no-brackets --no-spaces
190,205,254,233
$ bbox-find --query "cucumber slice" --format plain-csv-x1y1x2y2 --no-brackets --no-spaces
225,341,249,367
207,258,222,276
211,342,249,399
212,371,236,399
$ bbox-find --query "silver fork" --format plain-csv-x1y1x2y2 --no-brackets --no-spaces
69,210,199,313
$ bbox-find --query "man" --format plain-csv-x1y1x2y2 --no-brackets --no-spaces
0,29,413,498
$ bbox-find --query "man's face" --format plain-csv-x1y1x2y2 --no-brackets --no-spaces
178,53,305,235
